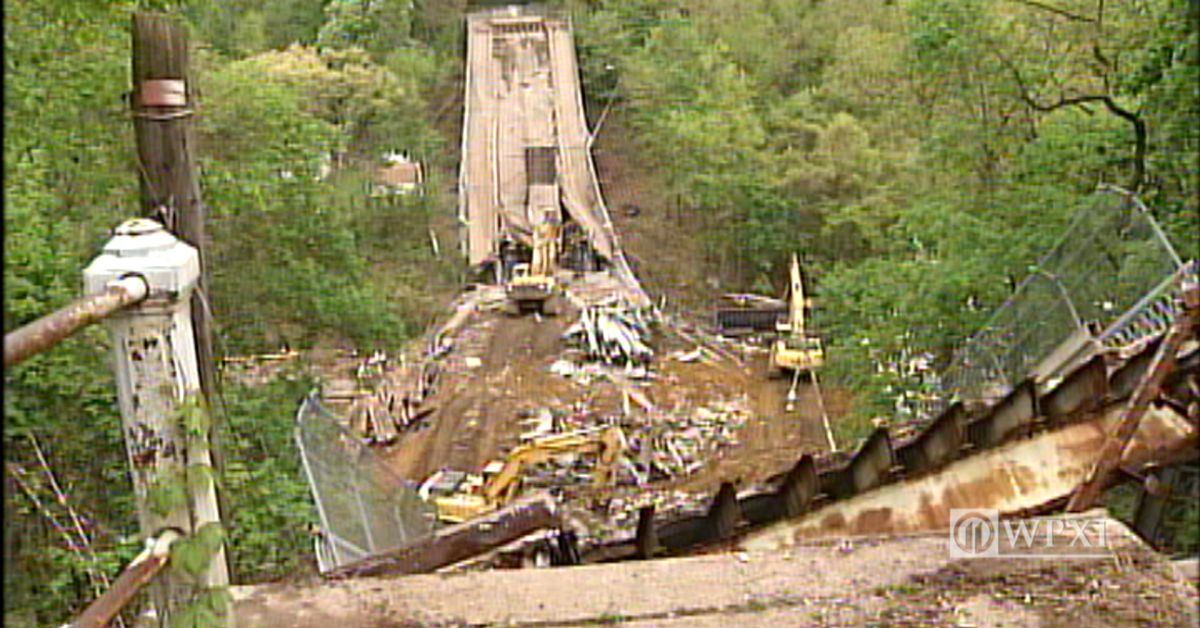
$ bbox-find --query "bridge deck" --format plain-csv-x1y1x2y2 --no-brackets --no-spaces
460,9,645,305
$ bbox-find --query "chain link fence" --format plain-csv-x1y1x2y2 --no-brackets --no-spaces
295,392,435,573
943,187,1191,404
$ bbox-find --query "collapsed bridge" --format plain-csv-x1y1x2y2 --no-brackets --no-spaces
460,8,646,306
44,7,1199,625
297,3,1199,588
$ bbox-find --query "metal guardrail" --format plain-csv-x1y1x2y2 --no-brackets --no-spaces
1098,260,1198,350
941,188,1188,404
587,313,1199,562
4,275,149,368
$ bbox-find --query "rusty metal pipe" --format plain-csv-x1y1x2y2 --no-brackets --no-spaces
72,529,180,628
326,493,560,579
4,275,149,369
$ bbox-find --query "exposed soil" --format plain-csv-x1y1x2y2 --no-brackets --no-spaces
382,311,581,480
593,109,716,314
331,103,846,509
376,302,835,497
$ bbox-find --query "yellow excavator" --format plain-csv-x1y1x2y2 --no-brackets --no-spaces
505,187,561,315
768,254,825,380
421,425,627,523
506,220,561,317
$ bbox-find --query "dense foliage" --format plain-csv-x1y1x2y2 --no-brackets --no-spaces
4,0,460,623
567,0,1198,435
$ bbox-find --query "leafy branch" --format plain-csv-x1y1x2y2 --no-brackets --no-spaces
998,51,1146,191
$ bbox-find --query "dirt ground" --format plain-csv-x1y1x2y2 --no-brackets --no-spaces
381,311,580,480
375,300,837,499
593,110,718,314
331,104,847,511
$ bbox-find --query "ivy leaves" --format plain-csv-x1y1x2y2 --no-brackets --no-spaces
170,522,226,580
168,588,232,628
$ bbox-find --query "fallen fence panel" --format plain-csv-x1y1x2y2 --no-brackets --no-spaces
295,392,435,574
324,493,561,579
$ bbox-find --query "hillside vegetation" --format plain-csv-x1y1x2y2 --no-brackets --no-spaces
3,0,1196,624
5,0,462,623
569,0,1197,432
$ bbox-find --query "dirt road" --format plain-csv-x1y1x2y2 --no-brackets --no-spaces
382,311,578,480
377,297,835,505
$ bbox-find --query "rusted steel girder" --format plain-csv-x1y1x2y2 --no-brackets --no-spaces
1068,280,1200,512
4,276,148,368
326,493,560,579
72,530,180,628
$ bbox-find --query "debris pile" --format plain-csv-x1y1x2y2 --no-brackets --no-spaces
347,387,436,446
619,403,749,484
341,350,440,445
563,306,654,365
547,359,653,386
567,489,713,547
607,490,712,524
510,399,749,495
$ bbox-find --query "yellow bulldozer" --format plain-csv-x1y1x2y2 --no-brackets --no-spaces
420,425,627,523
768,254,825,379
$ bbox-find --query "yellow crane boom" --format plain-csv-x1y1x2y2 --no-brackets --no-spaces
769,254,824,379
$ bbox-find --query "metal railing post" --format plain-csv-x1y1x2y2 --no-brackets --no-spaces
83,218,229,622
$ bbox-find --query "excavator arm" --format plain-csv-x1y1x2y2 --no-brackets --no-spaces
770,254,825,377
432,426,628,523
788,253,806,336
481,426,626,502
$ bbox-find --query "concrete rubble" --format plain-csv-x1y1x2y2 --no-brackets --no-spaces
233,9,1200,625
319,280,783,554
504,399,750,497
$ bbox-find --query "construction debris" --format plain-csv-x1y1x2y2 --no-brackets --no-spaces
619,403,748,484
502,397,748,502
339,348,442,444
672,348,705,363
563,306,654,365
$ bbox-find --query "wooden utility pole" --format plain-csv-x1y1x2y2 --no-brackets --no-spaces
130,12,217,409
130,13,234,556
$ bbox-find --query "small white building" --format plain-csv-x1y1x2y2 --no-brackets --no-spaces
372,152,424,197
